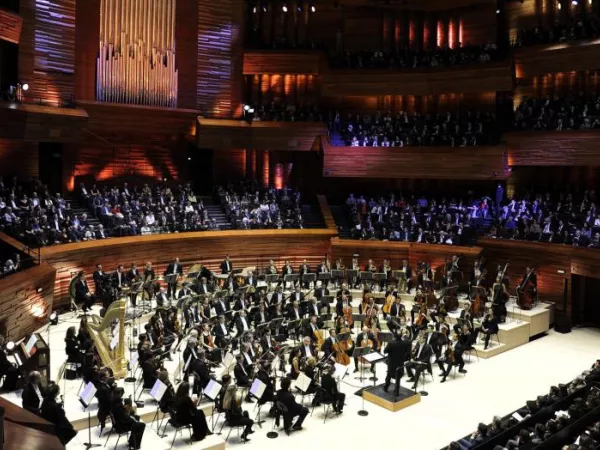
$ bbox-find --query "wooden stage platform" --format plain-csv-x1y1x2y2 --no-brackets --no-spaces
362,384,421,412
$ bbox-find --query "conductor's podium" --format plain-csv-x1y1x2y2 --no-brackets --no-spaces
362,384,421,412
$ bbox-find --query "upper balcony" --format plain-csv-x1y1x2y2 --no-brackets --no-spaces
243,49,515,96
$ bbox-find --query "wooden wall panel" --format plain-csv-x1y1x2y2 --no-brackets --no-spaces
0,8,22,44
176,0,198,109
330,238,482,276
459,4,497,46
197,118,325,151
515,41,600,79
62,143,190,192
243,51,322,75
197,0,245,118
77,101,197,145
0,140,39,181
40,229,336,308
74,0,100,102
506,131,600,166
506,0,540,43
321,62,514,97
323,140,508,180
212,148,247,183
478,238,571,314
18,0,76,106
0,262,56,342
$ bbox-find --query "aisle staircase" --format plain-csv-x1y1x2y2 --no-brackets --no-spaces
329,205,353,238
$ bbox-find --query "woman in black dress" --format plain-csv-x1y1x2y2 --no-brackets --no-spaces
173,382,211,441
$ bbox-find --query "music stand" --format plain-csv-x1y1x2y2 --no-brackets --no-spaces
377,330,394,352
265,274,279,286
302,273,316,288
150,379,168,435
345,269,358,285
79,382,100,449
331,270,344,287
363,351,386,384
284,274,298,289
317,272,331,287
360,271,373,286
373,272,386,285
352,314,365,334
202,379,223,432
352,346,370,382
249,378,267,427
287,319,302,342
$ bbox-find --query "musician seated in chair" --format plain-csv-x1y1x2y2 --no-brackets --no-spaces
478,312,499,350
95,369,114,431
111,387,145,450
276,377,309,434
40,382,77,445
405,335,434,390
256,360,275,404
233,354,253,402
65,326,83,366
319,364,346,413
353,326,378,373
173,381,211,442
223,384,254,442
303,316,321,342
22,371,45,415
74,271,95,312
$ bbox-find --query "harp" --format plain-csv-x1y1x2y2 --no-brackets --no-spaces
85,300,128,378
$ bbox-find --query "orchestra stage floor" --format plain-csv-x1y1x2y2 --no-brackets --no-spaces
3,309,600,450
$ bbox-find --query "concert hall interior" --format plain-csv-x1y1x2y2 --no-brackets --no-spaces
2,0,600,449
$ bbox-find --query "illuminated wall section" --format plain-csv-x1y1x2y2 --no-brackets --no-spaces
96,0,178,107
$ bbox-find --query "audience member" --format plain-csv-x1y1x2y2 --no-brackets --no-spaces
512,16,600,48
512,94,600,131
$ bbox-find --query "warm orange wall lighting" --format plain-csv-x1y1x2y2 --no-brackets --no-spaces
448,19,455,49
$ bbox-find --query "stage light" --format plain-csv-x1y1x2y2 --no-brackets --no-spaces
282,4,288,12
50,311,58,325
557,269,566,274
496,9,500,13
262,5,267,12
244,104,250,111
298,5,302,12
22,83,29,91
557,1,562,9
187,157,191,161
253,6,257,13
5,341,15,354
572,0,578,5
311,4,316,12
248,108,255,114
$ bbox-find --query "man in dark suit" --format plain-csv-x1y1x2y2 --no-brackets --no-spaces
95,369,113,430
22,371,44,415
111,387,145,449
235,311,252,338
40,382,77,445
299,336,317,359
291,286,303,304
164,257,183,298
303,298,321,319
75,271,95,311
276,377,308,432
405,336,433,390
220,255,232,274
197,277,211,295
286,301,302,337
93,264,107,297
353,326,379,372
320,365,345,413
212,316,230,348
233,354,251,388
246,271,258,287
111,264,127,290
383,332,411,395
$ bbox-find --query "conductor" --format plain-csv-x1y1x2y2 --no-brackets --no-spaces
383,331,411,396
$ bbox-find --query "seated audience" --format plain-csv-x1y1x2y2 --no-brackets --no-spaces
512,17,600,48
512,94,600,131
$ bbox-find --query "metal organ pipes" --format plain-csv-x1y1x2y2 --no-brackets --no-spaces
97,0,178,107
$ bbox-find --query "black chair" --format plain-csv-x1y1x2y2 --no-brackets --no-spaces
104,412,129,449
310,386,335,424
162,407,193,450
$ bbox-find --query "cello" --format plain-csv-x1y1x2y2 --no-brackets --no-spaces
516,267,536,310
342,295,354,327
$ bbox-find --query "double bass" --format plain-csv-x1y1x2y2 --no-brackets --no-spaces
516,267,536,310
342,295,354,327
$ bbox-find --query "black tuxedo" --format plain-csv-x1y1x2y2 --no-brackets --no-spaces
75,278,95,310
256,368,274,404
111,270,127,289
95,381,113,428
111,399,145,448
214,298,229,316
276,389,308,430
384,338,411,393
234,363,251,387
197,283,211,295
22,383,44,415
406,343,433,388
41,398,77,445
93,270,107,295
245,276,258,287
389,303,405,318
220,259,232,274
320,373,345,412
299,343,317,359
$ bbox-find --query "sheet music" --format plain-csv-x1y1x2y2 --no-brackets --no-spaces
80,382,97,407
362,352,384,363
130,351,138,365
110,333,119,351
24,334,37,355
334,363,348,379
204,379,222,400
511,412,524,422
150,379,167,402
223,352,234,368
295,372,312,393
250,378,266,399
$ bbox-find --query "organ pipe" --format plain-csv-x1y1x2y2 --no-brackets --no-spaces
97,0,178,107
